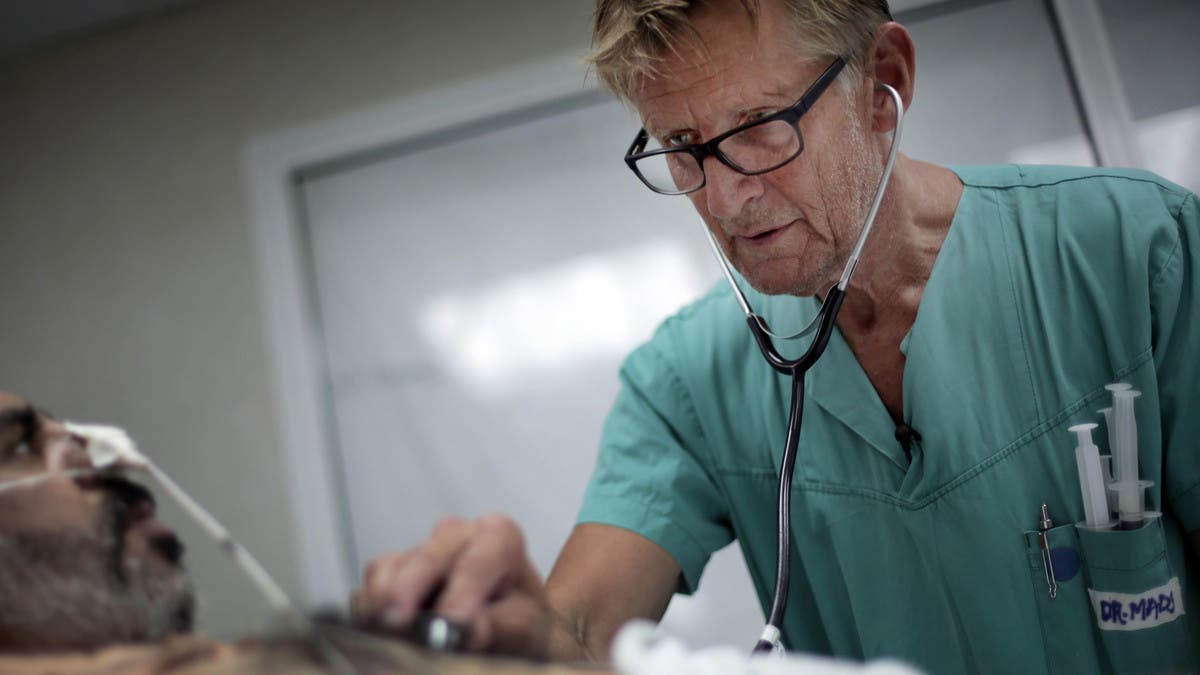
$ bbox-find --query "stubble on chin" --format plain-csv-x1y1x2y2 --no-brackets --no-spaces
717,109,881,298
0,499,194,653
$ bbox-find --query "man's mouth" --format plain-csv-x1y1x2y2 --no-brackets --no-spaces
736,220,796,246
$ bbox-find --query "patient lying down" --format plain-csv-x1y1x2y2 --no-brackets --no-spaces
0,390,193,653
0,391,595,674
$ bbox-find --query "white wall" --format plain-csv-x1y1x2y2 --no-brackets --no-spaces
0,0,593,639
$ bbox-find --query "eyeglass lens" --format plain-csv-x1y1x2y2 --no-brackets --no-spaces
634,118,803,193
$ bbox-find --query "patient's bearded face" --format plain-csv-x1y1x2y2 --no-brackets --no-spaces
0,392,194,652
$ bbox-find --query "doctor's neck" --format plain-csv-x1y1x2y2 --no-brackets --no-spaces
834,154,963,334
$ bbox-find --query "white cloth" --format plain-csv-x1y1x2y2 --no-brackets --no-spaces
612,621,926,675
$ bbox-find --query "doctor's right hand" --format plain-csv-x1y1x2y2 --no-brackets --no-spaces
351,513,555,658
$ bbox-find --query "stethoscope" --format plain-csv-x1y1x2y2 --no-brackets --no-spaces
697,83,906,655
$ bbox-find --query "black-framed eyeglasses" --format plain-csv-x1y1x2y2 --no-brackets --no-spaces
624,56,847,195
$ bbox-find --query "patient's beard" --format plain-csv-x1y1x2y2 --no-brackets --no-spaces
0,498,195,653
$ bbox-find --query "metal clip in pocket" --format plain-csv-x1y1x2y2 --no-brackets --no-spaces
1023,520,1100,673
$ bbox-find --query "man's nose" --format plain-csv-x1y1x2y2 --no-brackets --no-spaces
701,156,762,220
46,434,92,472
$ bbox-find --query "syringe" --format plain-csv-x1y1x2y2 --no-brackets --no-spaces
1097,406,1117,513
1109,389,1147,529
1101,385,1162,531
1069,423,1112,529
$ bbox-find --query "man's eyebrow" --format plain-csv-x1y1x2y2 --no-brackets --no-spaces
643,121,683,140
752,89,796,111
646,89,797,140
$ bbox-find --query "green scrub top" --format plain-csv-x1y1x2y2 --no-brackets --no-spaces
578,165,1200,674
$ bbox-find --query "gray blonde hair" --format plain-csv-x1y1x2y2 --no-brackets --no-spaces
587,0,892,101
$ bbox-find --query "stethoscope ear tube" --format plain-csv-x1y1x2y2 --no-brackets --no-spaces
839,83,906,291
741,85,905,654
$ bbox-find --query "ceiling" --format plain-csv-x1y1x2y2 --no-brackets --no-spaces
0,0,202,59
0,0,953,61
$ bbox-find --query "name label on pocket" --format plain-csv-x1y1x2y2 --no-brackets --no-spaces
1088,577,1185,631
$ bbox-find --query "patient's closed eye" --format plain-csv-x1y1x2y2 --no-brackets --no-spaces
0,405,41,460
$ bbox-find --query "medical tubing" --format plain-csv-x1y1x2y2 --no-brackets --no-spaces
142,461,309,629
53,425,358,674
838,84,905,291
0,469,94,495
147,462,362,674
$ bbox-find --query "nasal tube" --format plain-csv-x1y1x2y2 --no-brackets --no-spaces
65,422,308,629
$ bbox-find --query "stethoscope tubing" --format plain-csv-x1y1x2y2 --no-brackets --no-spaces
752,284,846,649
698,83,906,654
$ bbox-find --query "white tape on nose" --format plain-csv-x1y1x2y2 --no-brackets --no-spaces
63,422,149,470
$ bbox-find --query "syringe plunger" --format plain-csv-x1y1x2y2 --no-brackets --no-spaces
1111,390,1140,482
1111,389,1144,525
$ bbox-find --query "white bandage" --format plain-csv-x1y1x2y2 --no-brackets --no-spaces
63,422,149,469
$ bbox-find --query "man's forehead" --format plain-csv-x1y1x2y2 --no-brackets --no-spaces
0,392,53,428
0,391,28,411
632,52,814,136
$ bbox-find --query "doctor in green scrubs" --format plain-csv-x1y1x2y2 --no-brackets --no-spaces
353,1,1200,672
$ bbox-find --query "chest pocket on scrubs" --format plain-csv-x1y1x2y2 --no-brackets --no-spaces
1023,519,1191,674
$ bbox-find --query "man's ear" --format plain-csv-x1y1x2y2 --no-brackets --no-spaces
863,22,915,133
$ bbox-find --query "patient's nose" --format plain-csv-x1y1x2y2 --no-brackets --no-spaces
45,428,93,472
